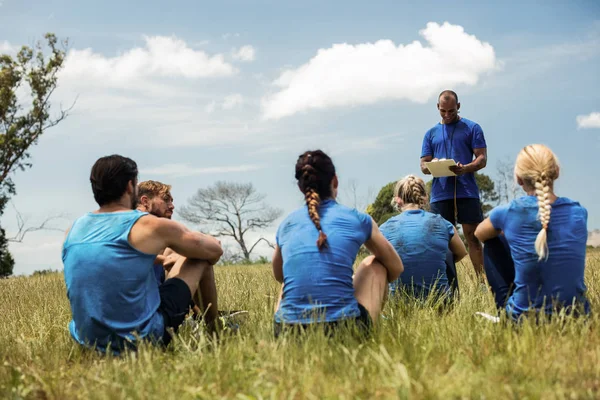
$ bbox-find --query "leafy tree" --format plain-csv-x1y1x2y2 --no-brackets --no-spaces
178,182,283,262
0,226,14,278
0,33,70,277
365,181,398,225
475,172,499,216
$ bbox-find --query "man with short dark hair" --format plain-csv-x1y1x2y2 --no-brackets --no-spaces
62,155,223,353
420,90,487,278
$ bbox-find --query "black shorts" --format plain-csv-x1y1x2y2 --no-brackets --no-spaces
273,303,372,338
430,198,483,226
158,278,192,345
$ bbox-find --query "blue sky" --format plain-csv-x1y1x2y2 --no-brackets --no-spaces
1,0,599,275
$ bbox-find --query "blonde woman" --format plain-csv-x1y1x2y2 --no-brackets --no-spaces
379,175,467,301
475,144,590,320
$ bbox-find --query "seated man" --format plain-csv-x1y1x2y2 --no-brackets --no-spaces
136,180,176,285
62,155,223,353
136,180,206,317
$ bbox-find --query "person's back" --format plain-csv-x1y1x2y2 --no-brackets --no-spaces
491,196,588,317
63,210,162,352
476,144,590,321
63,154,223,353
380,210,453,298
276,200,372,323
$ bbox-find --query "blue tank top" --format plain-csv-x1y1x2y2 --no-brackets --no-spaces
380,210,454,298
62,210,164,353
275,200,372,324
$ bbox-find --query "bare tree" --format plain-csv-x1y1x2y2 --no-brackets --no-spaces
496,157,524,204
178,181,282,262
8,202,68,243
341,178,375,212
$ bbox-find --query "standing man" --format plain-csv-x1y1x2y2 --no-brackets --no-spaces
420,90,487,278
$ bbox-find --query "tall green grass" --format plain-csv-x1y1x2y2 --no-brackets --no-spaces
1,251,599,399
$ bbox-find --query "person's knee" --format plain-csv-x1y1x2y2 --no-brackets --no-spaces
357,256,387,281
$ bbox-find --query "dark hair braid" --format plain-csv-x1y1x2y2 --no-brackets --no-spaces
295,150,336,249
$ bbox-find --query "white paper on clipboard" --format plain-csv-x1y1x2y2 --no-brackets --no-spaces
424,159,457,177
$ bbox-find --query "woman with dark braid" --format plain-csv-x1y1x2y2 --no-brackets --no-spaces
475,144,590,320
379,175,467,302
272,150,404,335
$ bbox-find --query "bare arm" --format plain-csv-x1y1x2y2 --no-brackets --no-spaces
465,147,487,173
450,148,487,175
420,155,433,175
364,219,404,282
474,218,500,243
272,245,283,283
449,230,468,262
130,216,223,264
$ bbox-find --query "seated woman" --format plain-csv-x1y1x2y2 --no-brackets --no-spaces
272,150,403,336
475,144,590,321
380,175,467,302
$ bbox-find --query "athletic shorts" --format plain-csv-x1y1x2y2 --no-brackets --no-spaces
158,278,192,345
273,303,372,338
430,198,483,226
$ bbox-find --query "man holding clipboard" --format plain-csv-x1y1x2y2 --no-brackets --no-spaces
420,90,487,278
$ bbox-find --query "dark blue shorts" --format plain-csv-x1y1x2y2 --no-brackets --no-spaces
430,198,483,226
158,278,192,345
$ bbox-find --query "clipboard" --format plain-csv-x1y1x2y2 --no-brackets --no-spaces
424,159,457,177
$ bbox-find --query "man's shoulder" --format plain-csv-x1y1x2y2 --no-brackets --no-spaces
458,117,481,130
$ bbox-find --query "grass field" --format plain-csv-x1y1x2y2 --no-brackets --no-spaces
1,251,600,399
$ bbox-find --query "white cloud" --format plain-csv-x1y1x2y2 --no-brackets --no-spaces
60,35,236,84
576,112,600,129
232,45,256,62
140,163,263,178
205,101,217,114
222,93,244,110
261,22,498,120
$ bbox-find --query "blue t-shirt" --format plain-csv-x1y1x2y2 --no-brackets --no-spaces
380,210,454,298
275,200,373,324
62,210,164,353
421,117,487,203
489,196,589,319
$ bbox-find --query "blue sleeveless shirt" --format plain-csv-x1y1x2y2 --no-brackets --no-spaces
62,210,164,353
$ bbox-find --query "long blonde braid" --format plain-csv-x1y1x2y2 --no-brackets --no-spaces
534,171,552,260
514,144,559,261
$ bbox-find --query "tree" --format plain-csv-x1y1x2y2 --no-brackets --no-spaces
365,181,398,225
0,33,70,277
178,182,283,262
475,173,499,216
495,157,524,204
340,178,375,212
0,226,14,278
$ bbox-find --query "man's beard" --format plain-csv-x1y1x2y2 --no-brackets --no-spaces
131,197,139,210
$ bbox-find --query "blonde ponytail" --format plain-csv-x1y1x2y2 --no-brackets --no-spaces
392,175,428,211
